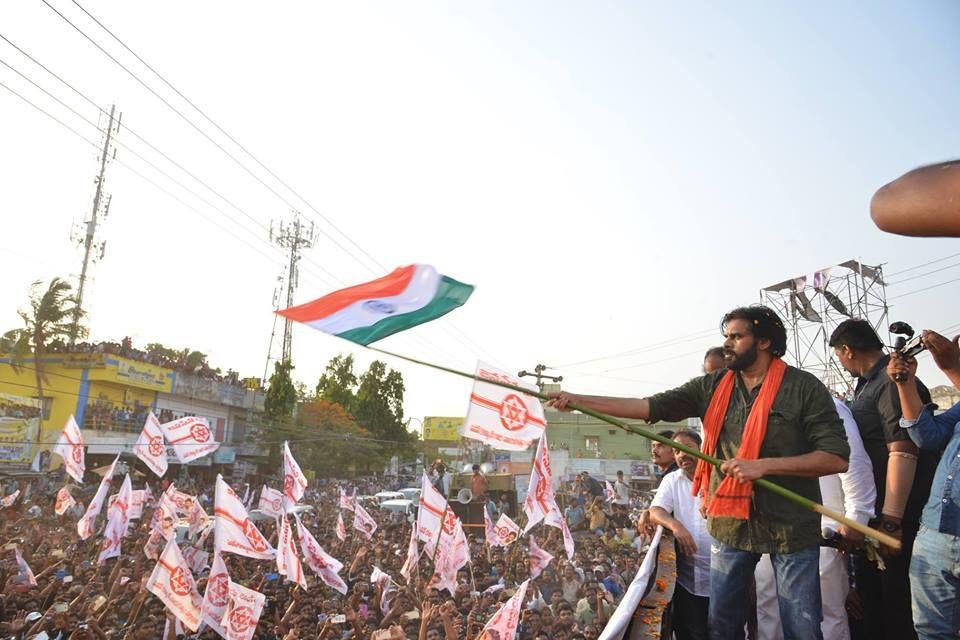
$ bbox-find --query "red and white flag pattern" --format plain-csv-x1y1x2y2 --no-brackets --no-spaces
220,579,266,640
77,455,118,540
1,490,20,508
14,546,36,587
528,536,554,579
335,512,346,542
605,480,617,503
134,412,168,477
295,517,347,594
484,506,497,546
462,362,546,451
201,552,230,638
478,579,529,640
188,501,210,538
128,490,146,521
338,486,355,511
557,516,575,560
492,513,520,547
182,546,209,574
99,474,133,564
159,416,219,464
53,415,85,483
417,473,452,545
258,486,284,519
523,434,562,533
276,515,306,589
147,536,203,632
400,523,420,582
153,484,179,541
282,441,307,512
352,502,378,540
55,487,75,515
214,475,275,560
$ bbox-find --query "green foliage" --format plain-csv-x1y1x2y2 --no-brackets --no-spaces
264,361,297,421
315,354,358,408
2,278,85,412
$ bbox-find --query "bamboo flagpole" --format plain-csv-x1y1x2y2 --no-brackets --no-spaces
368,346,900,550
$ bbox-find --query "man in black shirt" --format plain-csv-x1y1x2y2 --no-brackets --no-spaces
830,319,940,640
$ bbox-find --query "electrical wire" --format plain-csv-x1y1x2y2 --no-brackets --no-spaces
888,277,960,301
885,252,960,279
551,327,719,369
886,260,960,287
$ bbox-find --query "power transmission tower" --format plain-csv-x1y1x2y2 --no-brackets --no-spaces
270,213,316,364
70,104,121,345
518,364,563,392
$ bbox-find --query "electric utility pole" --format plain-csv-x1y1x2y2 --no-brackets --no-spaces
518,364,563,392
70,104,120,345
270,213,315,364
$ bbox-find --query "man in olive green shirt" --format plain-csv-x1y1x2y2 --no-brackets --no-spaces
549,305,849,640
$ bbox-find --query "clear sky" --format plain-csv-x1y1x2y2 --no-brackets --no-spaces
2,1,959,429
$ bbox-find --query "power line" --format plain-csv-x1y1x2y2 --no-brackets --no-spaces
886,260,960,286
885,252,960,278
552,327,719,369
888,277,960,301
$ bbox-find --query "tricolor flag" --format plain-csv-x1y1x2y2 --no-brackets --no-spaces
282,442,307,512
53,415,85,483
147,537,203,632
276,264,474,346
462,362,546,451
201,552,230,638
134,412,168,477
527,536,554,579
214,475,275,560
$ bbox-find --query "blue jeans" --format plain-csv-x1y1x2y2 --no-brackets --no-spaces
910,526,960,639
708,541,822,640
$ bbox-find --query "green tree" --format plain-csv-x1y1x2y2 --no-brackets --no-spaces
315,354,358,409
354,360,410,444
2,278,85,421
264,361,297,421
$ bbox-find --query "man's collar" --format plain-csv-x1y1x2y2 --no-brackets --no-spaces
860,353,890,383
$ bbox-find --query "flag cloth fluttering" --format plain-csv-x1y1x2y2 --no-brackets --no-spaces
77,455,118,540
462,362,546,450
147,536,203,632
258,486,284,519
276,264,474,346
201,552,230,638
53,415,85,483
214,475,275,560
134,412,168,477
282,441,307,512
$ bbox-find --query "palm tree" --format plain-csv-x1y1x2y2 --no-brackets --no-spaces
1,278,86,421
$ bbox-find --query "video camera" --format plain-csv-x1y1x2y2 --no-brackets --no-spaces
889,322,926,382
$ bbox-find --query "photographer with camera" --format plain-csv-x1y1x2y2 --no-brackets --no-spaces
829,319,939,640
888,329,960,639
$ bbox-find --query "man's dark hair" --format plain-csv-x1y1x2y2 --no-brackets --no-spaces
721,305,788,358
704,346,725,361
472,464,480,471
557,603,574,614
656,429,675,440
828,319,884,352
673,429,702,447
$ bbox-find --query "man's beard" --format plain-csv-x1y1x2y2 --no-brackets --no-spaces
725,343,759,371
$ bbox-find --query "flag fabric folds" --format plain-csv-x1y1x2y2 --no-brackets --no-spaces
53,416,85,483
523,435,562,533
134,412,168,477
147,536,203,632
276,264,474,346
335,512,347,542
492,513,521,547
478,579,529,640
214,475,275,560
159,416,220,464
282,442,307,512
258,486,284,519
221,579,267,640
55,487,75,515
98,474,133,564
353,502,378,540
462,362,546,451
528,536,554,579
201,552,230,638
78,455,118,540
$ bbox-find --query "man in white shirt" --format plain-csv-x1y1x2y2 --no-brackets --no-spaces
613,470,630,506
649,429,712,640
755,398,876,640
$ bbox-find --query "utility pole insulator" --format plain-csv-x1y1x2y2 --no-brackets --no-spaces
518,363,563,392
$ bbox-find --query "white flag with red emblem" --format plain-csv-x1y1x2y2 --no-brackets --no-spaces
147,536,203,632
182,546,209,574
335,512,347,541
462,362,546,451
214,475,275,560
153,484,179,541
528,536,554,579
134,412,168,477
492,513,521,547
14,546,36,587
220,579,266,640
484,506,497,546
258,486,283,519
400,523,420,582
99,474,133,564
339,486,355,511
282,442,307,511
352,502,378,540
201,552,230,638
129,490,145,521
478,579,529,640
523,435,562,533
55,486,75,515
77,455,118,540
557,516,575,560
188,501,210,538
417,472,451,544
276,515,306,589
605,480,617,503
0,490,20,508
294,516,347,594
53,415,85,483
159,416,219,464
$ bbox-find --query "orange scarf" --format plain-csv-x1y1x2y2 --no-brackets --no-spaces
691,357,787,519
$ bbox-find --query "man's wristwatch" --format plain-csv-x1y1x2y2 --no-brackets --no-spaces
880,519,902,533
